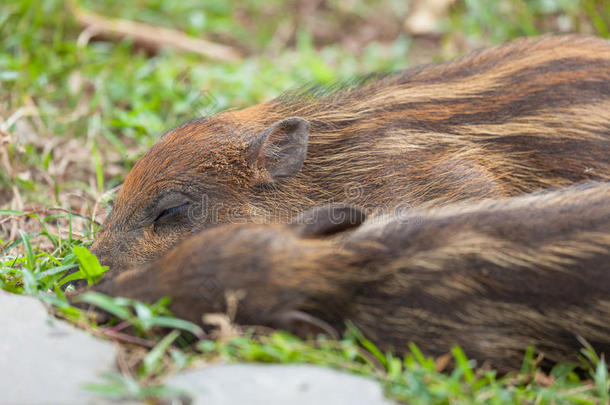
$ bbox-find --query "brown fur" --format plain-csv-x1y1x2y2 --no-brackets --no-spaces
91,35,610,274
88,182,610,372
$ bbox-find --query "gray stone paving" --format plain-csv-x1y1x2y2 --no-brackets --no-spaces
0,291,122,405
163,363,395,405
1,292,393,404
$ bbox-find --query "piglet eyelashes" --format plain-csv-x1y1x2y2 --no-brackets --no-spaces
155,203,189,222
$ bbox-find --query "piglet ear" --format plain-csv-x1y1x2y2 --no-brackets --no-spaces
291,204,367,238
247,117,310,183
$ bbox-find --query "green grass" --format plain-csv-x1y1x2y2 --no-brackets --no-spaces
1,0,610,403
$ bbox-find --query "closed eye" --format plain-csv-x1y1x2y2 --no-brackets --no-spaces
155,203,188,222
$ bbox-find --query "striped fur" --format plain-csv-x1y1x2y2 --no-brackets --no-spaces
88,182,610,372
90,35,610,275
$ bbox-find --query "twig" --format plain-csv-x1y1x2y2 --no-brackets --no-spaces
70,4,241,62
100,328,156,348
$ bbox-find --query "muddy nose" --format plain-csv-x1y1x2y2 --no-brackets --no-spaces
89,230,124,268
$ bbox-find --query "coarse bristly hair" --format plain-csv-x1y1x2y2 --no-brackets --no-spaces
84,181,610,372
75,35,610,373
88,34,610,277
